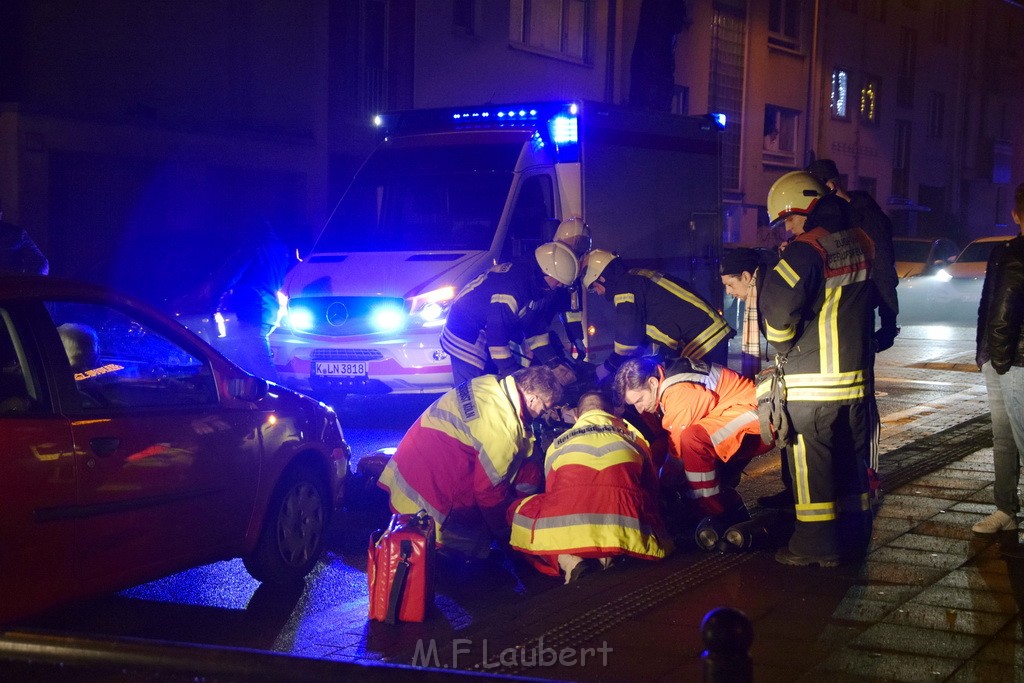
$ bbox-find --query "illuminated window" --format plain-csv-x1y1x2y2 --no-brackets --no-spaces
860,77,879,126
768,0,802,51
831,68,850,120
509,0,590,63
763,105,800,165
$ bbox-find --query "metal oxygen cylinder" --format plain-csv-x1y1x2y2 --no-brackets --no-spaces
723,518,770,550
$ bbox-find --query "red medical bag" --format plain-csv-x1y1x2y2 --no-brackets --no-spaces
368,510,436,623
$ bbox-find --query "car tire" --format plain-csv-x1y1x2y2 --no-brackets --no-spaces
243,463,329,585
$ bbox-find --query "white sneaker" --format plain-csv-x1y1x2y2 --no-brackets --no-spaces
972,510,1018,533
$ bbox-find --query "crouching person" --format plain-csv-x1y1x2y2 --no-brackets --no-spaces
378,366,563,560
509,391,673,583
614,357,773,548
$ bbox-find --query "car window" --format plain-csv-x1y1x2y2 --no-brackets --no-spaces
0,309,41,415
894,241,930,262
959,240,1003,263
45,301,217,409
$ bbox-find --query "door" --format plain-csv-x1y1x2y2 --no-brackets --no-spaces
39,299,262,590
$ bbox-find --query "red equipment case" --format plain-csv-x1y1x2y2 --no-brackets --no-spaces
368,510,436,623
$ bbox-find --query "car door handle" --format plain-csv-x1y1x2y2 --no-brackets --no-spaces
90,437,121,457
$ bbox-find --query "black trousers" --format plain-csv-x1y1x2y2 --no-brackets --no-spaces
784,401,872,557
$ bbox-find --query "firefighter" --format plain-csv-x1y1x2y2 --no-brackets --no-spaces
509,390,672,583
441,241,579,386
614,356,771,546
377,365,563,560
761,171,875,567
579,249,734,380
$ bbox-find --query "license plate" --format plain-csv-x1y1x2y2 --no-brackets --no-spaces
314,361,368,377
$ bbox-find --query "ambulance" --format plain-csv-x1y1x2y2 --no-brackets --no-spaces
269,101,723,396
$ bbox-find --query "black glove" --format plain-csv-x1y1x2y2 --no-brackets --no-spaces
873,325,900,353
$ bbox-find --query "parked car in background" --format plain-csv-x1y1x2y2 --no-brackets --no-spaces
0,275,350,624
935,235,1016,281
893,237,960,278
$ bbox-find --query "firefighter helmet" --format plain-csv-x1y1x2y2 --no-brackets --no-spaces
581,248,618,289
535,241,579,286
767,171,826,226
553,217,592,257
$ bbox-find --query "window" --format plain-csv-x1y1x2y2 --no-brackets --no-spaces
860,77,880,126
510,0,590,62
709,3,746,190
0,311,42,415
453,0,476,35
893,120,912,198
768,0,802,51
897,27,916,107
502,175,556,261
47,302,217,410
671,86,690,116
763,105,800,165
932,2,949,43
927,91,945,139
831,68,850,120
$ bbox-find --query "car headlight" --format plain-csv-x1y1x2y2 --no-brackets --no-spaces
408,286,456,327
933,268,953,282
285,304,316,332
369,302,407,333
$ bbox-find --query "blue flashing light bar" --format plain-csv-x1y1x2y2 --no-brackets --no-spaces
550,115,578,145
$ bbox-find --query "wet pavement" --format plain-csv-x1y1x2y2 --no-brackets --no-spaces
8,323,1024,682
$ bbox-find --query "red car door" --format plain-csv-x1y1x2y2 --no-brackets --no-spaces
41,299,262,594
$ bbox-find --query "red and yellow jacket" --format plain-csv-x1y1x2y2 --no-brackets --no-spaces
378,374,534,557
509,410,671,574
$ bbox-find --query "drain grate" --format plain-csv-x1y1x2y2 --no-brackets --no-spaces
879,414,992,490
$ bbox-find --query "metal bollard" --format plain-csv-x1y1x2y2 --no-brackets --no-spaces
701,606,753,683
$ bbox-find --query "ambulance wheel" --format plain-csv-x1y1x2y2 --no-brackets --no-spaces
244,464,329,585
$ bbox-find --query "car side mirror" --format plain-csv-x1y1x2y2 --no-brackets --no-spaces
228,375,269,402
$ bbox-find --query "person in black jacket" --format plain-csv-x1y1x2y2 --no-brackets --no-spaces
972,183,1024,534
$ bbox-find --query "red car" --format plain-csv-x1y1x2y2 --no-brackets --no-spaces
0,275,350,624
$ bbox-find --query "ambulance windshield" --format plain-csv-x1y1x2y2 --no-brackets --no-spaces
313,141,522,252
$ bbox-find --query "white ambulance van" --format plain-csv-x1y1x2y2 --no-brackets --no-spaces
269,101,723,396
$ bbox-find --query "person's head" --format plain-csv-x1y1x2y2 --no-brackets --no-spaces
767,171,827,237
580,248,618,296
513,365,564,418
720,248,761,300
806,158,851,201
613,356,663,415
1013,183,1024,233
575,390,612,418
58,323,100,372
534,241,579,289
553,217,592,257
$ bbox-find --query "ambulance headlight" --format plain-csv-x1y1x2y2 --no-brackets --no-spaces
370,303,406,333
408,286,456,328
933,268,953,282
287,306,316,332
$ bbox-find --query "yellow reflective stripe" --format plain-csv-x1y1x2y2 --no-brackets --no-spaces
838,492,871,513
774,260,800,288
787,386,866,402
795,502,837,522
819,286,841,374
653,276,715,314
378,462,447,524
614,341,640,355
765,320,796,343
509,513,668,558
525,334,550,350
646,325,678,349
491,294,519,314
614,293,635,305
565,311,582,322
489,346,512,360
785,370,866,387
548,448,641,473
792,434,811,507
680,320,732,360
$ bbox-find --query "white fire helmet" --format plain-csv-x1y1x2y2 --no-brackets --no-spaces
553,217,592,257
767,171,826,226
581,248,617,289
535,241,579,286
